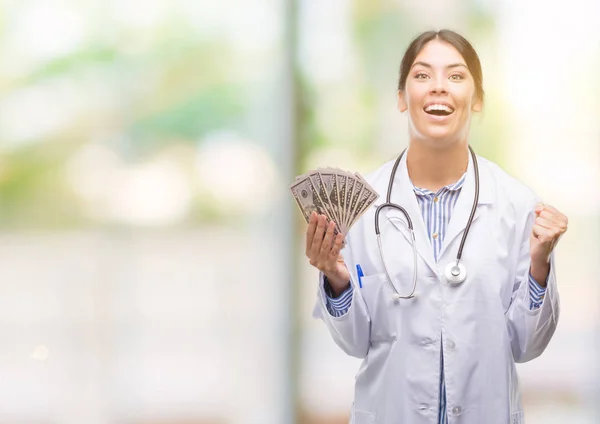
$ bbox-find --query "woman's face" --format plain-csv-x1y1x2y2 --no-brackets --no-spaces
398,39,482,148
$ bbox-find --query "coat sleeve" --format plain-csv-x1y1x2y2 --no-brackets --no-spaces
504,199,560,363
312,235,372,358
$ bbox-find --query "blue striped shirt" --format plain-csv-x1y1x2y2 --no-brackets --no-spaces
325,172,547,423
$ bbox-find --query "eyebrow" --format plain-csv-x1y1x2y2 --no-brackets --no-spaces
411,61,468,70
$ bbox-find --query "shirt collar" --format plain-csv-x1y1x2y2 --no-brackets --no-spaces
411,171,467,196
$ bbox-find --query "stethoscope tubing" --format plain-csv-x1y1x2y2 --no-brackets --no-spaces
374,146,480,299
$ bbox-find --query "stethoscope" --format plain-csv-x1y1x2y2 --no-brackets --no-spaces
374,146,480,300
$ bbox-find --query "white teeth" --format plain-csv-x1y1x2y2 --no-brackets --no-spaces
425,104,453,112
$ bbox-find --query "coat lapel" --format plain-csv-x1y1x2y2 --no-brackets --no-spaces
439,151,494,259
380,153,438,276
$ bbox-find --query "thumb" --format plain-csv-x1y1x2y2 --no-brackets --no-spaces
534,202,545,215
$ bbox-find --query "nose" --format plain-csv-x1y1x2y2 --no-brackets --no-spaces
430,76,448,94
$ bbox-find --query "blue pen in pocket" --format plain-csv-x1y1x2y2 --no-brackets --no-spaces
356,264,364,288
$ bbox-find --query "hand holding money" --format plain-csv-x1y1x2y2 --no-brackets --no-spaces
291,168,379,296
289,168,379,235
305,212,350,296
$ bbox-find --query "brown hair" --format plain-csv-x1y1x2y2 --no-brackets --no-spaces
398,30,484,103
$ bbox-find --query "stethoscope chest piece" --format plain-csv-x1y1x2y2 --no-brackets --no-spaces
444,262,467,285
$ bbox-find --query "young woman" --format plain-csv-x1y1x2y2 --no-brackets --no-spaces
306,29,567,424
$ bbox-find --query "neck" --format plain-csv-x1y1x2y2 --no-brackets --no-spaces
406,142,469,192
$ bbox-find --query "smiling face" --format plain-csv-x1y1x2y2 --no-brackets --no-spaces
397,39,482,148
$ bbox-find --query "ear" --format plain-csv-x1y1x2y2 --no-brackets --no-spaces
397,90,408,113
472,95,483,112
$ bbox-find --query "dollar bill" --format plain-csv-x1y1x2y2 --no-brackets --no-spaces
290,168,378,235
354,172,377,193
289,177,322,223
337,172,348,230
290,175,340,235
343,176,356,230
346,176,365,229
347,172,379,226
308,171,337,226
318,170,344,233
348,188,379,228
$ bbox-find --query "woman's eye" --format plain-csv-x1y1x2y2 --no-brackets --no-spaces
449,74,464,81
415,73,429,79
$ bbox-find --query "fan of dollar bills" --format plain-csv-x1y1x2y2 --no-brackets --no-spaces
290,168,380,235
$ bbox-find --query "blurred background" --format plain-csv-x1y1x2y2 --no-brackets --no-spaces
0,0,598,423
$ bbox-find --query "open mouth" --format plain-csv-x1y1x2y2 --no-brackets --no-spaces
424,103,454,116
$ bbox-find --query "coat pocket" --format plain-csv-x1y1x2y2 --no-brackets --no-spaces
351,409,376,424
359,273,397,342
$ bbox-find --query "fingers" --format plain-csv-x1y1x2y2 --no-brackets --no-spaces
305,212,318,256
309,214,328,260
319,221,336,257
329,232,345,259
533,215,567,243
305,213,345,273
532,223,554,242
534,216,556,230
539,208,568,229
534,202,545,214
534,203,568,233
539,203,559,215
536,203,567,221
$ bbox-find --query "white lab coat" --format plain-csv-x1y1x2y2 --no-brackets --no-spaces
313,152,560,424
